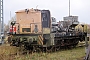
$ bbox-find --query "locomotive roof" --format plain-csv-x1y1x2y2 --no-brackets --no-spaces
15,8,41,13
15,8,50,13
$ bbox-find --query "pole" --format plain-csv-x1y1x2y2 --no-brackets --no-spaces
0,0,4,44
69,0,70,16
85,35,88,54
85,25,88,54
10,11,11,19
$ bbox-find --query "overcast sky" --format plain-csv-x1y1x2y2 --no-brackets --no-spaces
4,0,90,24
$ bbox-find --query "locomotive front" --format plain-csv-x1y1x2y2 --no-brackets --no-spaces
9,8,53,49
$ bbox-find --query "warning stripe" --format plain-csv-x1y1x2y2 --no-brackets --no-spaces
38,36,40,45
38,35,43,45
39,35,43,41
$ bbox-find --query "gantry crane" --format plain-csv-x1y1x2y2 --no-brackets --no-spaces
0,0,4,44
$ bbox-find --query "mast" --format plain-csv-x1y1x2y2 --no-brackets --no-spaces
0,0,4,44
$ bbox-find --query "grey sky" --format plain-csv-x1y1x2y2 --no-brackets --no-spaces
4,0,90,24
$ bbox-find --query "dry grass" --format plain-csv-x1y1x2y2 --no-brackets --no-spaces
0,44,85,60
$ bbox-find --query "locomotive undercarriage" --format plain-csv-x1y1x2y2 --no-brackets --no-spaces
8,33,85,53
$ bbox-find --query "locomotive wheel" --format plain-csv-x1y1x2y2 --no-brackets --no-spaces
73,43,78,48
32,46,36,53
36,48,42,53
46,46,53,53
56,45,60,51
73,40,79,48
32,46,42,53
19,44,26,54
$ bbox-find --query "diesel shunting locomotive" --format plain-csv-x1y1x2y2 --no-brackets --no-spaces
8,8,88,52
